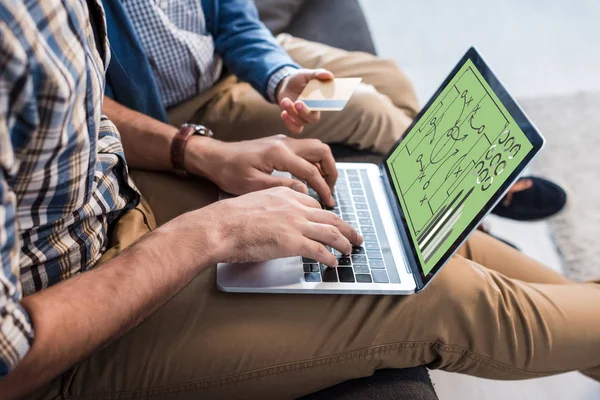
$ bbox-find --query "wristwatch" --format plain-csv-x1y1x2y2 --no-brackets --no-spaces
170,123,213,176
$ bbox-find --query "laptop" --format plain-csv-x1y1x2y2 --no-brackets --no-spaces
217,47,545,295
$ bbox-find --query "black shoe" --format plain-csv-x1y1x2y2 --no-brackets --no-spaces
492,177,567,221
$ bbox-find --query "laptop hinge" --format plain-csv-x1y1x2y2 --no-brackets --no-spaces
378,163,425,291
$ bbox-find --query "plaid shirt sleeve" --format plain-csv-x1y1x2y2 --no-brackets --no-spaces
0,23,35,376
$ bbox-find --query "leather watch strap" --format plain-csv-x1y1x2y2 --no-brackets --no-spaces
171,125,196,174
170,123,213,176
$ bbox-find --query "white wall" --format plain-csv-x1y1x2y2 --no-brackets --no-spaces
359,0,600,102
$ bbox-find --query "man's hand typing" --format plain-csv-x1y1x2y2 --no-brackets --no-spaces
194,187,362,267
184,135,338,208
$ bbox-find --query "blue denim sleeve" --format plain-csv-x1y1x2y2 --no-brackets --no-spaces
208,0,300,101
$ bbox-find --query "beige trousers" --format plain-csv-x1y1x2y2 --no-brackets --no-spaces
29,169,600,400
29,36,600,400
167,34,420,154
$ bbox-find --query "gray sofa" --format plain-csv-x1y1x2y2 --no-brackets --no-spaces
253,1,439,399
257,0,377,55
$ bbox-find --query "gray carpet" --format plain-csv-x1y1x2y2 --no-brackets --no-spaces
520,92,600,282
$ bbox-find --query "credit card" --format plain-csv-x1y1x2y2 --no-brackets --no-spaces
298,77,362,111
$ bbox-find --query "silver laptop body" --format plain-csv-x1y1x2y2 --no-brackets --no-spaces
218,163,418,294
217,47,545,295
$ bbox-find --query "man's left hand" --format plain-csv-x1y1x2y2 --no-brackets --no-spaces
185,135,338,207
276,68,334,135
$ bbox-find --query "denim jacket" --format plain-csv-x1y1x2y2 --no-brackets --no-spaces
103,0,299,122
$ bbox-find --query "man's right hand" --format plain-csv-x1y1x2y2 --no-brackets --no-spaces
195,187,363,267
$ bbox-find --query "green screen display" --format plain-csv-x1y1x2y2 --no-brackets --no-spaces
386,59,533,275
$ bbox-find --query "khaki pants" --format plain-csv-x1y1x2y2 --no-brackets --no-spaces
31,36,600,400
30,169,600,400
167,34,419,154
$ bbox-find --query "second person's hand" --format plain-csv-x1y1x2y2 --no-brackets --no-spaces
277,68,335,135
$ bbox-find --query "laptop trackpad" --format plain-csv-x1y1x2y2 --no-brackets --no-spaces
217,257,303,289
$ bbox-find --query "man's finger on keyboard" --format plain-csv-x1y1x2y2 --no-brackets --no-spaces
256,173,308,195
289,139,337,190
281,155,334,207
298,239,338,267
304,222,352,256
307,209,363,247
291,189,322,209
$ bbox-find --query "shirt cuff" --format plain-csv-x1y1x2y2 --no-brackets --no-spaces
267,66,298,104
0,302,34,377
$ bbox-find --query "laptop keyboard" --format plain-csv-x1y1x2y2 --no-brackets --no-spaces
302,168,399,284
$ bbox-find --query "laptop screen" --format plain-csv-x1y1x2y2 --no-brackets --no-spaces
385,57,534,277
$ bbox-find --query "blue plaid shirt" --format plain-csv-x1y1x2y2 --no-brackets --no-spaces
0,0,139,377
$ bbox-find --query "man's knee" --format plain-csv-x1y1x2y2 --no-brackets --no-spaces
345,84,413,152
347,84,389,120
374,58,420,115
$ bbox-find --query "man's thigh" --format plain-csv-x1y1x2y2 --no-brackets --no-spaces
56,249,599,400
33,173,600,399
129,170,219,226
58,260,442,400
